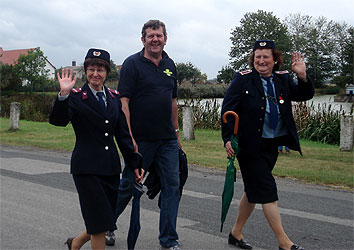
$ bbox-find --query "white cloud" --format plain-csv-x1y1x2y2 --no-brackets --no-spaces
1,0,353,79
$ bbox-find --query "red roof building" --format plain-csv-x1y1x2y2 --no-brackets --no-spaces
0,47,56,79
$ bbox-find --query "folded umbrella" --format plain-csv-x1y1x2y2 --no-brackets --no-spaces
127,181,144,250
220,111,239,232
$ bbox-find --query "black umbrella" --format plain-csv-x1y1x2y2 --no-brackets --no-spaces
127,181,144,250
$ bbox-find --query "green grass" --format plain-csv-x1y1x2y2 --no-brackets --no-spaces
1,117,353,188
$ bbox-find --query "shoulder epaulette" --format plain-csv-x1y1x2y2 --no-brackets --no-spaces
240,69,252,75
275,70,289,74
71,88,82,93
108,88,119,98
108,88,119,95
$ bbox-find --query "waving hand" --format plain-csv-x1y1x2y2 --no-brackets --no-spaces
291,52,307,81
58,68,77,96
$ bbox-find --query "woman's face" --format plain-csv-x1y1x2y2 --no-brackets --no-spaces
86,65,107,91
253,49,275,77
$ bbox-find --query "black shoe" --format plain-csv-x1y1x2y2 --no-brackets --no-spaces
105,231,116,246
279,244,305,250
228,233,252,249
64,237,74,250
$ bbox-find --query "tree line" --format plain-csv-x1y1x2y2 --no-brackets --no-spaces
1,10,352,93
218,10,353,88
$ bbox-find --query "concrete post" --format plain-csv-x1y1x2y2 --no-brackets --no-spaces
339,114,354,151
182,106,194,140
9,102,21,131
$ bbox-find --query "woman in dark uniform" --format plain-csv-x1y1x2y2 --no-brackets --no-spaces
49,48,143,250
221,40,314,250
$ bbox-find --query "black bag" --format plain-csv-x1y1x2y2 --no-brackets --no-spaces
144,148,188,203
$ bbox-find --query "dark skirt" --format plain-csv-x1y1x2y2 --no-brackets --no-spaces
73,174,120,234
237,138,279,204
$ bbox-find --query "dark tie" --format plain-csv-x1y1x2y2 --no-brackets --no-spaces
263,77,278,130
96,92,106,112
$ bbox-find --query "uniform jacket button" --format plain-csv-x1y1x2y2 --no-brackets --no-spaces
105,133,108,136
105,120,109,124
105,146,109,150
261,107,264,110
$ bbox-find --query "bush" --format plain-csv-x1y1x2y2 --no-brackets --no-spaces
178,98,221,130
293,102,346,145
316,86,341,95
178,83,228,99
0,93,55,122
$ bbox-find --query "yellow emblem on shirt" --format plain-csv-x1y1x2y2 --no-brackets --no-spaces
163,69,173,76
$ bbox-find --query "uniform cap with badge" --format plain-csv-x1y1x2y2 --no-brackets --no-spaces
85,48,110,64
253,40,275,51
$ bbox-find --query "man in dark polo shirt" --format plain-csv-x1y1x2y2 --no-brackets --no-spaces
105,20,182,250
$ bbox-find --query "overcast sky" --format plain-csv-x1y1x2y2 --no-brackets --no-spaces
1,0,353,79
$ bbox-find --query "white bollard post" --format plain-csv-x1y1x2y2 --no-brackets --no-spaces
9,102,21,131
339,114,354,151
182,106,195,140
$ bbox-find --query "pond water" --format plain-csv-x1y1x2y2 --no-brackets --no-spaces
179,95,353,114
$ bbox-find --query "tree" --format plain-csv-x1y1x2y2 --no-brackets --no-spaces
332,26,354,87
176,62,196,85
284,14,350,87
176,62,206,85
341,27,354,85
217,65,235,84
0,63,22,92
106,59,120,82
229,10,292,71
13,47,51,92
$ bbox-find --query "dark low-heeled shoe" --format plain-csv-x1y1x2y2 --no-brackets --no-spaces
64,237,74,250
228,233,252,249
279,244,305,250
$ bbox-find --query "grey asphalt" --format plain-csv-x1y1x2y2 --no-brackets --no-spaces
0,145,353,250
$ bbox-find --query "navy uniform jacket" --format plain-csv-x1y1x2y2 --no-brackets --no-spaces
49,82,138,175
221,69,315,157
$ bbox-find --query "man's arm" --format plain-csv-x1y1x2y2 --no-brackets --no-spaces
120,97,138,152
172,98,182,148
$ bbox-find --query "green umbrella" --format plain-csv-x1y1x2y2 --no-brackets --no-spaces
220,111,239,232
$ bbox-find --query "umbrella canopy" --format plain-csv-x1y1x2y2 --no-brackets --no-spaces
127,181,144,250
220,111,239,232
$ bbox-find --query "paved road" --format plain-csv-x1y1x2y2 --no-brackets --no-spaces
1,145,353,250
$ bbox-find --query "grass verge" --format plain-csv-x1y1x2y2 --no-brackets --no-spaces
0,117,353,188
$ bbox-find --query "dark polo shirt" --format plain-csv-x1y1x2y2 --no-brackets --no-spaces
118,49,177,142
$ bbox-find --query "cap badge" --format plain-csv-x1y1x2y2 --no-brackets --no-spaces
93,51,101,57
259,42,267,47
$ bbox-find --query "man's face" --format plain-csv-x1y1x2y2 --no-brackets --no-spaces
141,27,167,57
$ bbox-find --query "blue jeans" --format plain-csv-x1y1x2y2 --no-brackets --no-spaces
115,139,180,248
278,146,290,152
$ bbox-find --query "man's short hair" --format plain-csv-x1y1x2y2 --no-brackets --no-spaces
141,20,167,38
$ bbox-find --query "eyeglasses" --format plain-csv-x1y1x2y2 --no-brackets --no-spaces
87,68,106,74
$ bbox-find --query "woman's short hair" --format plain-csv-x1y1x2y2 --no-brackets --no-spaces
249,49,284,71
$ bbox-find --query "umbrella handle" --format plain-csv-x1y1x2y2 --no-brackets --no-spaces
222,111,239,135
